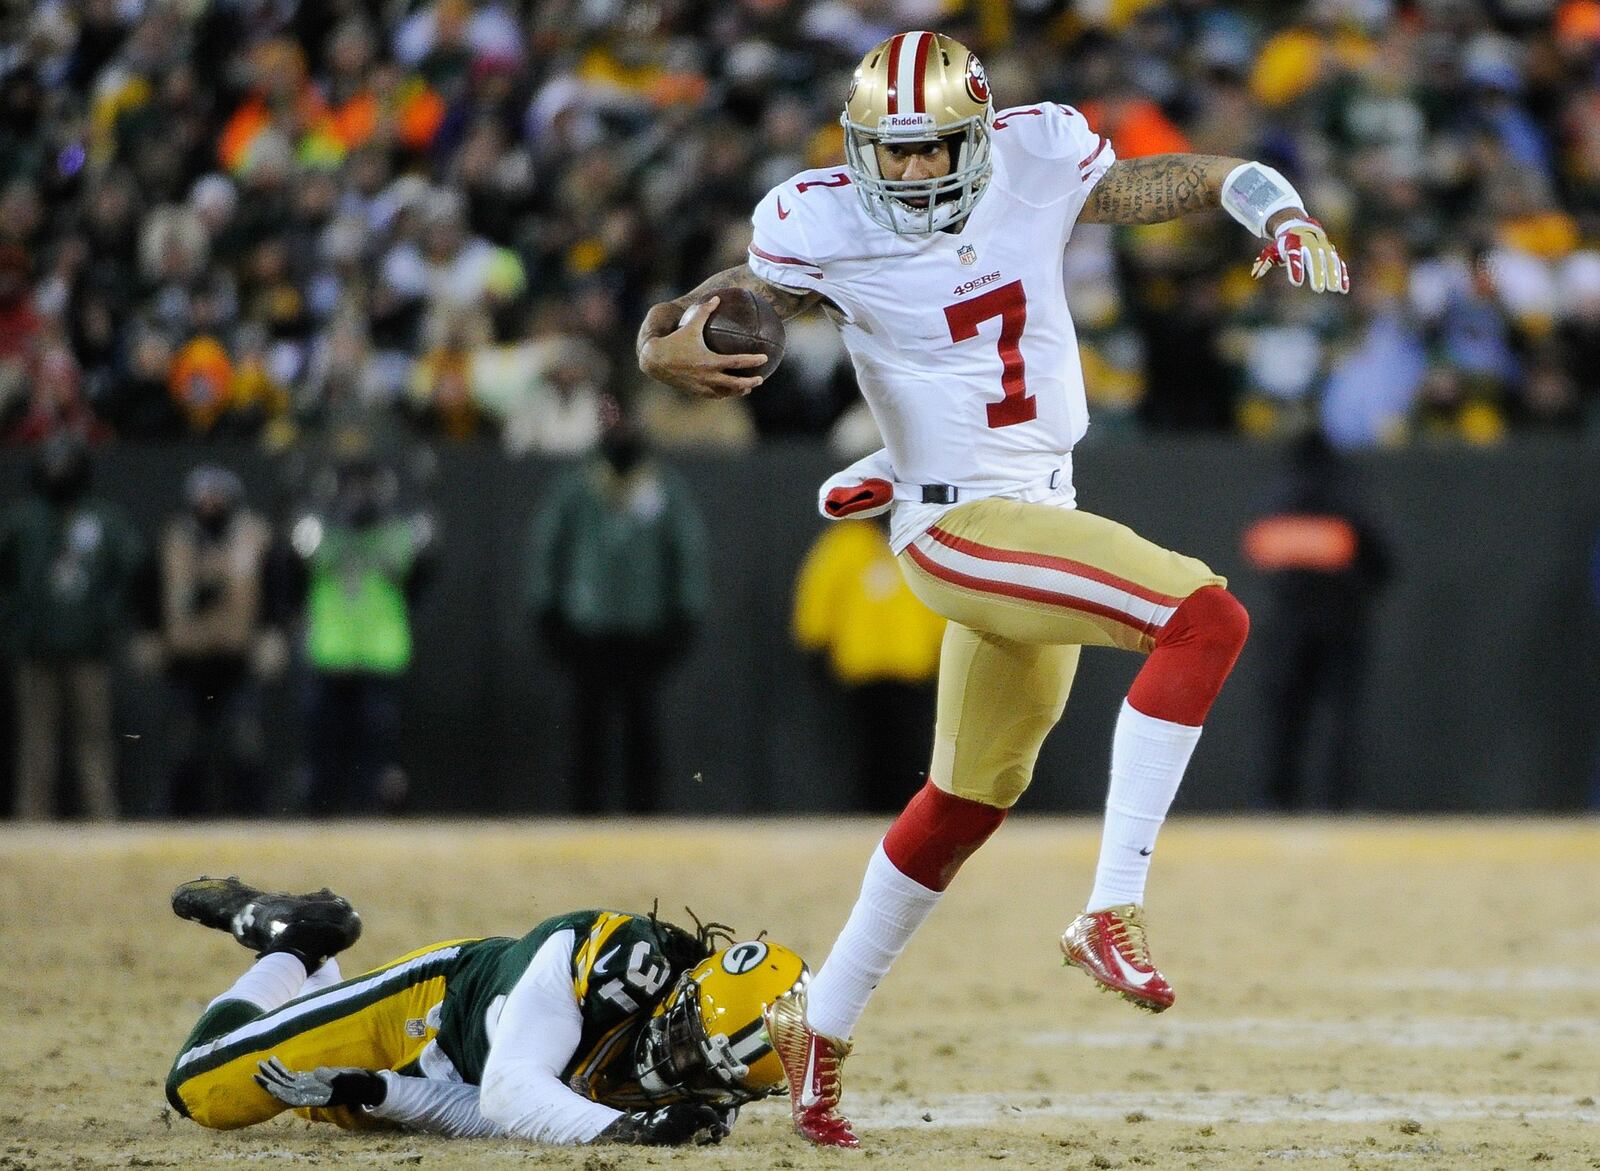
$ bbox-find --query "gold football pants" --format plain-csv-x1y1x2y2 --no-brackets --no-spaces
166,941,468,1130
898,499,1224,808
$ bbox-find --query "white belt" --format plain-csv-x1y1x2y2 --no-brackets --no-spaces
891,463,1069,506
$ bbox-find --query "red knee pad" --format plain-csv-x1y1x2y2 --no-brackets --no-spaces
1126,586,1250,727
882,781,1006,892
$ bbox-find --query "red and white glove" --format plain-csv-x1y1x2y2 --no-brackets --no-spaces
818,448,896,520
1251,218,1350,294
824,478,893,518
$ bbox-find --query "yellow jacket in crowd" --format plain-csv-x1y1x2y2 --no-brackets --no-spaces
792,524,945,687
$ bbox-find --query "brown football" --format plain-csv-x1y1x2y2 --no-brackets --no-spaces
696,286,786,379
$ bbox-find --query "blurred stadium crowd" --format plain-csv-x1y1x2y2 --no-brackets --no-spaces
2,0,1600,458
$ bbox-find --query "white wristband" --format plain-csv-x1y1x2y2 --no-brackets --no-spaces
1221,162,1304,238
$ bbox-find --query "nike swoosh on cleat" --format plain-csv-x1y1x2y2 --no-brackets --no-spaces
798,1044,820,1107
1139,847,1153,856
1109,947,1157,988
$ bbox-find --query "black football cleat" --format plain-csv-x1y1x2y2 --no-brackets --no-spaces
172,875,362,972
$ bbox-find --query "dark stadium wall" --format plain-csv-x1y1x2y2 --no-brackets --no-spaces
1,440,1597,817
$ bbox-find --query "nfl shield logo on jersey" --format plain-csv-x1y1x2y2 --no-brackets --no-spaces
957,244,977,266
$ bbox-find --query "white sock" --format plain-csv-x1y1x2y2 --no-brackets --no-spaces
208,951,308,1012
805,844,944,1040
1085,700,1203,912
299,956,343,995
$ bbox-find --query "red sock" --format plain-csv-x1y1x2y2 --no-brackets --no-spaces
1126,585,1250,727
881,781,1007,891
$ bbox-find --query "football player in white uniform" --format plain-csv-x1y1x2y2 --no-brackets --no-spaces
638,31,1349,1148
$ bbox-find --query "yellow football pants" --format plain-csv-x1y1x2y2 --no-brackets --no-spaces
167,941,469,1130
898,499,1224,807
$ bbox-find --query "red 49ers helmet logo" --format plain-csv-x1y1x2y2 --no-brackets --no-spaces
965,54,990,104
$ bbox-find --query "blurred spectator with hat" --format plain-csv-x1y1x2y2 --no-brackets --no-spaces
0,435,144,819
288,453,435,814
1242,430,1393,811
523,409,708,813
135,466,288,817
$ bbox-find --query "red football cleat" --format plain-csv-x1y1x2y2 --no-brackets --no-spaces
1060,904,1174,1013
763,993,861,1148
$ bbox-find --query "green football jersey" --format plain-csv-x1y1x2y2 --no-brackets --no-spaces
429,910,704,1108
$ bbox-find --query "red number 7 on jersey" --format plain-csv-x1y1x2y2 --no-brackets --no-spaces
944,279,1035,428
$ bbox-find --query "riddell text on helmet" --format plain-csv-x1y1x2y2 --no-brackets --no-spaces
877,114,937,133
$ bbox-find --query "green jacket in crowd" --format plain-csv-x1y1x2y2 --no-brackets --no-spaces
525,461,708,642
301,517,425,676
0,497,144,661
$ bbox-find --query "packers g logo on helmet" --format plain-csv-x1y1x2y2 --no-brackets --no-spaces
721,940,769,974
635,940,808,1104
841,31,995,235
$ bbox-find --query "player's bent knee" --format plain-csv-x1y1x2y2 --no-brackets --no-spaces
884,781,1008,891
166,1067,284,1130
1209,587,1250,651
1129,586,1249,726
165,1081,240,1130
1167,585,1249,655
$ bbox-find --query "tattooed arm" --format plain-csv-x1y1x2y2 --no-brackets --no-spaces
1079,154,1351,293
1078,154,1304,233
637,266,822,399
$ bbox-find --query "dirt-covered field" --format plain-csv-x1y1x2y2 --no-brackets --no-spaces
1,817,1596,1170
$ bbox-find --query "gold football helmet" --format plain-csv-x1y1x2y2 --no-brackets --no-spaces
842,31,994,235
635,940,808,1104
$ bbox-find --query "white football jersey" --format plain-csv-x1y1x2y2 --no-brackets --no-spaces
748,102,1115,550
